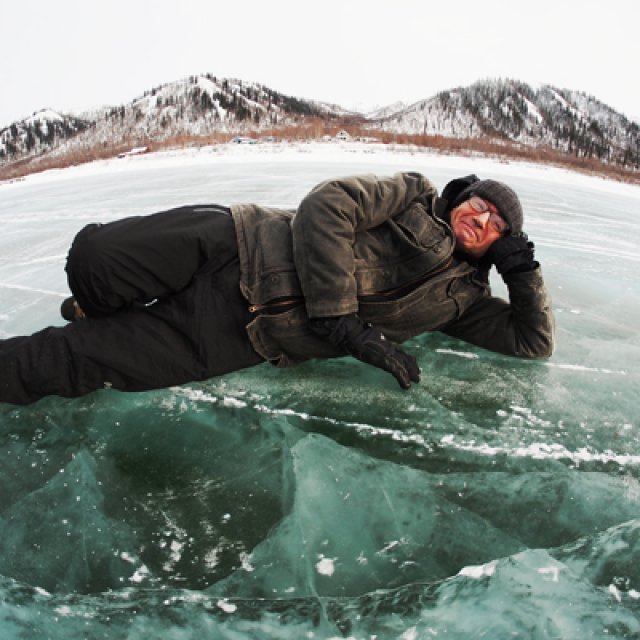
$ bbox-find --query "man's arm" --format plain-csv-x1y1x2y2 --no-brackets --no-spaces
291,172,438,318
444,263,555,359
291,172,436,389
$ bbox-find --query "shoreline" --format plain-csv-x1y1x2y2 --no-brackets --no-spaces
3,141,640,198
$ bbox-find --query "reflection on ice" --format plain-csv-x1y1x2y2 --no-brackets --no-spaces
1,146,639,637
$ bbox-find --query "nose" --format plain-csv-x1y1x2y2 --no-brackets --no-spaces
474,211,491,228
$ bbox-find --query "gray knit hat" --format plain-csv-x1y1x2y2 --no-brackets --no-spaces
452,179,523,234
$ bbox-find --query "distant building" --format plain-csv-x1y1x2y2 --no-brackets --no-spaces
117,146,148,158
335,130,352,141
229,136,257,145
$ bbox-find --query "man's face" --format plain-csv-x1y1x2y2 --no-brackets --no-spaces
450,196,508,258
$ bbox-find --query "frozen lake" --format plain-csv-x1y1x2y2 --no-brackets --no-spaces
1,143,639,638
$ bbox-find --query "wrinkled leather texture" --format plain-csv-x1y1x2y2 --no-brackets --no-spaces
232,173,555,367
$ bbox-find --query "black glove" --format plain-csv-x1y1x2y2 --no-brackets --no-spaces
485,233,538,275
310,314,421,389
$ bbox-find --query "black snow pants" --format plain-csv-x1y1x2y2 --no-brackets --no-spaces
0,205,264,405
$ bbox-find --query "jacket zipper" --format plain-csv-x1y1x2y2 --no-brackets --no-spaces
248,297,304,314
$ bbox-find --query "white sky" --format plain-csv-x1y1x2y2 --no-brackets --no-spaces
1,0,638,128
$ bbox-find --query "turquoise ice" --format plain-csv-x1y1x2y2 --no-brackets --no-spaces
1,147,639,638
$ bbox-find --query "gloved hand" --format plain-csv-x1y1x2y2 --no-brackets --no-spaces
310,314,421,389
485,233,538,275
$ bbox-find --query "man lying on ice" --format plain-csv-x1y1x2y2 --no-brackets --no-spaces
0,172,554,405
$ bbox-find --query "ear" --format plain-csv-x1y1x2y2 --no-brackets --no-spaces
440,174,480,208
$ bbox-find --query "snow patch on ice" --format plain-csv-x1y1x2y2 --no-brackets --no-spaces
458,560,498,579
216,598,237,613
544,362,627,375
436,348,479,359
538,566,562,582
222,396,248,408
378,540,401,554
205,546,220,569
441,438,640,467
609,584,623,602
129,564,151,583
240,552,255,572
401,628,419,640
316,556,337,576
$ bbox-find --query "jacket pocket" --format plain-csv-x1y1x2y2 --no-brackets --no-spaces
394,202,448,249
246,307,343,368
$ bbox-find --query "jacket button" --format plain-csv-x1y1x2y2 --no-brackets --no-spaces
270,275,280,284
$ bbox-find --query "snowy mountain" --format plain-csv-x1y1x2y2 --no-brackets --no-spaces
1,76,638,175
86,75,343,142
0,75,344,167
369,79,638,167
365,101,409,120
0,109,90,161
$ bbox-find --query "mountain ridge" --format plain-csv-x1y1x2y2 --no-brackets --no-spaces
372,79,637,167
1,75,638,179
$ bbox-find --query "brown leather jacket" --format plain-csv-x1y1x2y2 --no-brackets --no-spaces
231,172,554,367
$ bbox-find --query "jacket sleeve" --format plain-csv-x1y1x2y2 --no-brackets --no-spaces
291,172,438,318
443,267,555,358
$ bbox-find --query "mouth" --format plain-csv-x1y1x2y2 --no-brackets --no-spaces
459,221,477,242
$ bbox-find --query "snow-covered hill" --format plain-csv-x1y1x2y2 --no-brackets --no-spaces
88,74,343,143
1,76,638,173
369,79,638,167
0,109,90,161
0,75,345,167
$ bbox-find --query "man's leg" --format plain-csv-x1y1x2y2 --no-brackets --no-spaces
65,206,237,317
1,258,263,405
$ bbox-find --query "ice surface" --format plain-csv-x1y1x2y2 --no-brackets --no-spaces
1,143,639,638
